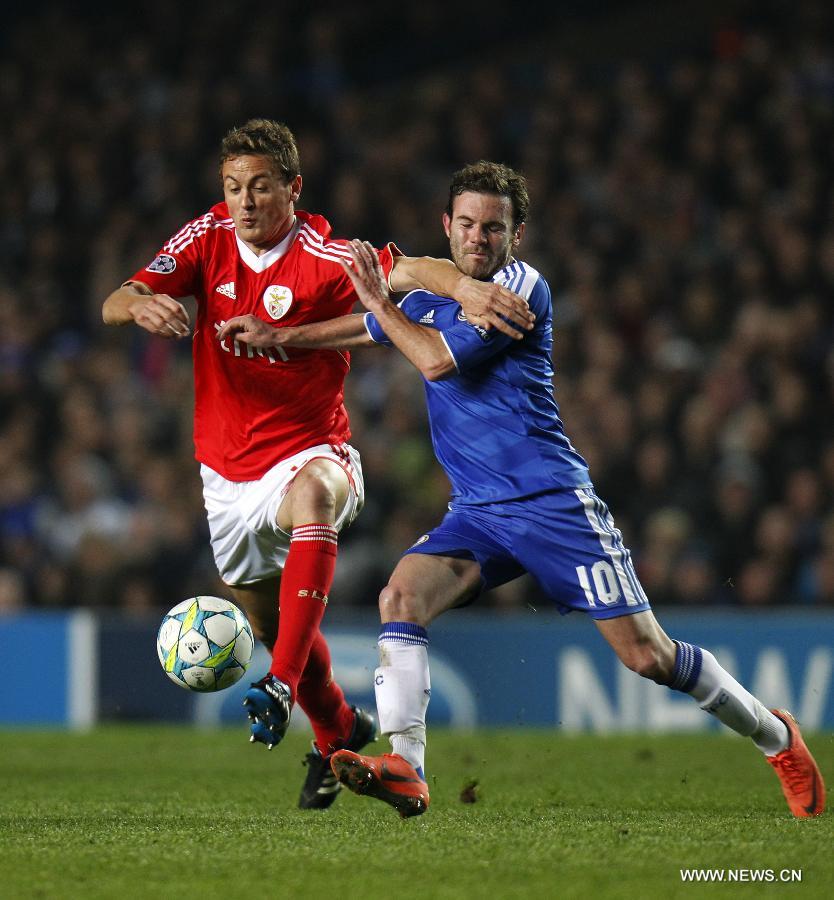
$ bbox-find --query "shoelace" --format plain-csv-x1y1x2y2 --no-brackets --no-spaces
772,752,808,794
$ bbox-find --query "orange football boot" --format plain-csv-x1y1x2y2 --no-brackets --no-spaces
767,710,825,817
330,750,430,818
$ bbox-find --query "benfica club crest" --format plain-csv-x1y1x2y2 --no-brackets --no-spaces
263,285,293,319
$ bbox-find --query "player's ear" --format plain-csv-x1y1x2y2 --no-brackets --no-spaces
442,212,452,238
290,175,302,203
512,222,525,248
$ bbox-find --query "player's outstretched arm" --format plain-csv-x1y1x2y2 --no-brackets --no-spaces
102,281,191,338
217,314,373,350
342,241,456,381
390,255,534,339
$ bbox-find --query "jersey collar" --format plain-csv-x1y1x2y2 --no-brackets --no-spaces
235,217,299,273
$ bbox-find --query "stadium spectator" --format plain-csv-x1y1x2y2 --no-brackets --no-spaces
0,3,832,615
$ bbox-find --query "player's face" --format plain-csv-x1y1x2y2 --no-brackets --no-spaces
443,191,524,280
222,155,302,253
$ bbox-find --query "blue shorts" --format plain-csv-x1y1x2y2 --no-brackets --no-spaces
404,486,650,620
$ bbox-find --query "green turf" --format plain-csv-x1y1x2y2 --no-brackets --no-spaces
1,727,832,899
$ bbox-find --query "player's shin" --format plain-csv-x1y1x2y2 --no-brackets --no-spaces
296,629,354,754
667,640,789,754
375,622,430,777
269,524,338,700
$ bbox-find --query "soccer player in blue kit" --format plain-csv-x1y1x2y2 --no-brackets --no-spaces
218,162,825,820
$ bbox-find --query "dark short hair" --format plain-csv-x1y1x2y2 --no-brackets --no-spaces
219,119,301,181
446,161,529,230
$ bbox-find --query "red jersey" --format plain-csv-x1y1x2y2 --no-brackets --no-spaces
131,205,399,480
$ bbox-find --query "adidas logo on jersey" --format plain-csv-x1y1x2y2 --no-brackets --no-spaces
215,282,236,299
419,309,435,325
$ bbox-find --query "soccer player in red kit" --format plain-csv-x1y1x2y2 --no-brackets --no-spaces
102,118,533,809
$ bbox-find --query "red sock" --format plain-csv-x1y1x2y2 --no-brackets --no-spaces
269,524,338,698
296,630,355,755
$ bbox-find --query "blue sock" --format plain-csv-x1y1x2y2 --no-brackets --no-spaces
379,621,428,646
666,640,703,693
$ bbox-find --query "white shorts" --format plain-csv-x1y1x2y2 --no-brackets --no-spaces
200,443,364,585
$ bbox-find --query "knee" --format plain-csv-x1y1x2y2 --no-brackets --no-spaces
279,462,350,533
618,636,676,683
379,581,430,627
292,467,341,518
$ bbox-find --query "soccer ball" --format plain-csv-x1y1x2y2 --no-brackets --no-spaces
157,596,255,692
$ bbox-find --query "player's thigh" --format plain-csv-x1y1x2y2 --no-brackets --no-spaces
276,457,352,531
202,447,362,589
514,487,651,618
381,553,482,626
227,577,280,651
201,462,290,585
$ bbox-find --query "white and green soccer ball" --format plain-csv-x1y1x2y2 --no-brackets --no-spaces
157,596,255,692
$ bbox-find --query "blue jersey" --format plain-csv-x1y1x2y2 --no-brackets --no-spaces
364,260,591,505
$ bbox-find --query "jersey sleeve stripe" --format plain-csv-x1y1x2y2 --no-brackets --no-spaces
509,262,525,294
517,266,540,300
164,215,234,255
298,234,351,257
299,223,354,260
165,213,210,247
299,237,355,266
494,263,518,290
494,261,541,302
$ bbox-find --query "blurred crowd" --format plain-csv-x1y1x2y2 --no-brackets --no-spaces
1,2,833,614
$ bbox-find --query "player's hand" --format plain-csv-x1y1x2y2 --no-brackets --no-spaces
218,315,286,347
454,278,535,340
129,294,191,338
340,240,390,311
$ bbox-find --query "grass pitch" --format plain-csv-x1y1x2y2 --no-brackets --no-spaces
1,727,832,899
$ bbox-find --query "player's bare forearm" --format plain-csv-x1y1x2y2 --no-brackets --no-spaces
102,282,152,326
102,281,190,338
344,241,455,381
217,314,373,350
366,299,454,381
390,255,534,339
